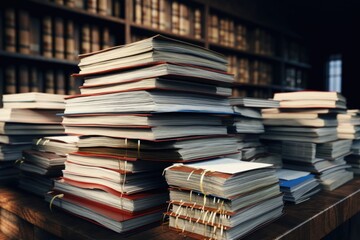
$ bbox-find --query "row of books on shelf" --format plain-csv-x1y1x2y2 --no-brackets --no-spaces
49,0,123,18
285,67,307,89
0,8,119,59
1,65,78,95
134,0,202,39
232,88,271,99
284,39,309,63
228,56,273,86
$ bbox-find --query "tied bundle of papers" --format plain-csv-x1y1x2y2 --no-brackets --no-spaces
164,158,283,240
46,34,239,233
275,169,320,204
0,93,65,183
227,97,282,167
17,136,79,197
262,91,353,191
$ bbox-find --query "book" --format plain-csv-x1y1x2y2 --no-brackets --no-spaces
19,65,30,93
77,63,234,87
32,135,79,156
81,24,91,54
2,92,66,109
20,150,65,176
229,97,279,108
164,158,277,198
274,91,346,101
5,8,16,52
65,20,76,60
64,125,227,141
279,99,346,109
46,190,164,233
0,122,64,135
62,113,222,127
18,10,30,54
54,178,168,212
43,16,53,57
5,66,16,94
79,77,232,96
91,25,100,52
0,109,62,123
263,117,338,127
1,144,32,161
76,35,228,74
64,90,233,115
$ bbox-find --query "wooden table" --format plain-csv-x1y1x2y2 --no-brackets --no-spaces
1,177,360,240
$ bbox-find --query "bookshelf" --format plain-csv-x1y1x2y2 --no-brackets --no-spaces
0,0,311,99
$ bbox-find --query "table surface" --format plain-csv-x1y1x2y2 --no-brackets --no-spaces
0,176,360,240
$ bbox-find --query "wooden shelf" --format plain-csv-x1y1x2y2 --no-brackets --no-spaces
0,51,78,67
1,177,360,239
284,60,311,69
209,42,283,62
23,0,126,25
130,23,206,45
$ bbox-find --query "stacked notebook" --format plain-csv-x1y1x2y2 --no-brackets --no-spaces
164,158,284,239
345,139,360,175
275,169,320,204
228,97,281,166
18,136,79,196
46,35,240,233
337,109,360,139
0,93,65,183
262,91,353,191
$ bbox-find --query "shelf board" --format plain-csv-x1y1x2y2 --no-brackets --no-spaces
0,51,78,67
209,42,283,62
130,23,206,45
25,0,126,25
271,85,305,91
284,60,311,69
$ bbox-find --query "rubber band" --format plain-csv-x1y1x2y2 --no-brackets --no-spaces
14,158,24,165
49,193,64,212
137,140,141,159
187,170,196,181
35,138,43,145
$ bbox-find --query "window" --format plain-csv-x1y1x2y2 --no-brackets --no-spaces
327,54,342,92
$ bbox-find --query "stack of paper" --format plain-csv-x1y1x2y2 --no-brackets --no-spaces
337,110,360,139
46,35,240,233
262,91,353,191
18,136,79,196
0,93,65,184
345,140,360,174
164,158,283,239
229,98,281,166
275,169,320,204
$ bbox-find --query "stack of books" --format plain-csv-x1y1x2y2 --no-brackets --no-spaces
275,169,320,204
164,158,283,239
345,140,360,174
262,91,353,191
18,136,79,197
0,93,65,183
337,109,360,139
46,35,240,233
228,97,282,166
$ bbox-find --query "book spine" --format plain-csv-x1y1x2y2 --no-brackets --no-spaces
179,4,189,35
229,20,235,47
210,14,218,43
5,65,17,94
43,16,53,57
74,0,84,9
5,8,16,52
238,58,250,83
65,20,76,60
19,65,29,93
171,1,179,34
44,70,55,93
98,0,107,15
102,27,110,49
54,17,65,59
29,67,39,92
113,0,121,18
81,24,91,53
252,60,259,85
73,23,80,58
194,8,201,39
56,70,66,94
91,25,100,52
219,18,225,45
67,75,77,95
151,0,159,29
0,9,3,50
142,0,151,26
87,0,97,13
29,16,41,55
134,0,142,24
66,0,76,7
18,10,30,54
158,0,167,30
